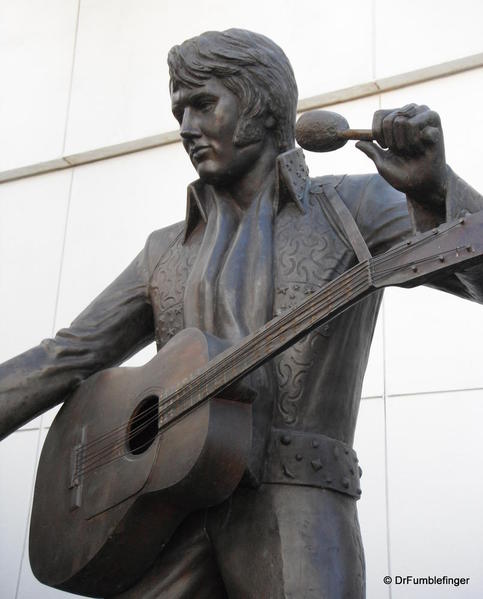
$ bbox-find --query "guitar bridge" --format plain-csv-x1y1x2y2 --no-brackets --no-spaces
69,426,86,511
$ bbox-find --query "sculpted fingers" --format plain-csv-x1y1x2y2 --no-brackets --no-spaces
393,115,408,152
373,105,441,154
373,105,419,148
363,104,447,199
402,109,440,153
372,108,393,148
395,105,425,152
385,105,420,151
372,109,393,148
413,109,442,146
382,111,396,150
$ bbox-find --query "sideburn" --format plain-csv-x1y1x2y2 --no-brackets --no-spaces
233,118,265,147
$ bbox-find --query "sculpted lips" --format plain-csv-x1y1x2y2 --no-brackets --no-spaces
190,145,211,160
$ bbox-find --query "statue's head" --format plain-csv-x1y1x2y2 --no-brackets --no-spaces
168,29,298,152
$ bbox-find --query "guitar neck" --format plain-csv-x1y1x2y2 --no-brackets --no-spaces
160,208,483,429
159,260,373,427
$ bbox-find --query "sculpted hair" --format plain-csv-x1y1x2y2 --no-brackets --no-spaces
168,28,298,151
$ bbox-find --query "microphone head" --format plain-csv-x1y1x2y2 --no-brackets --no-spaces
295,110,350,153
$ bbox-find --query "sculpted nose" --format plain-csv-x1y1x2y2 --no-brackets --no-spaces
180,108,201,140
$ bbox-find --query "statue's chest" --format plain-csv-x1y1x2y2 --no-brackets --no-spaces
272,192,353,317
149,192,354,348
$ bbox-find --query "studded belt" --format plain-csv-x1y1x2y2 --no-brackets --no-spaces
262,428,362,499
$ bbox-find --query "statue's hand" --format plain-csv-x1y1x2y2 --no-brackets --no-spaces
356,104,447,210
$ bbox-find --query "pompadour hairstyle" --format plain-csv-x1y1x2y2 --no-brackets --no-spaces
168,28,298,151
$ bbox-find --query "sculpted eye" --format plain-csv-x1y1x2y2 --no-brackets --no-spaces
196,97,216,112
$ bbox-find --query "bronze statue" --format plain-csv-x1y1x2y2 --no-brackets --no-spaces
1,28,483,599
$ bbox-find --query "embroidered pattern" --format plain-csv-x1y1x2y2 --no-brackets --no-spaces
149,229,200,348
272,182,355,426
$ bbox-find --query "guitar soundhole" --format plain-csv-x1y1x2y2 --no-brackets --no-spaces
127,395,159,455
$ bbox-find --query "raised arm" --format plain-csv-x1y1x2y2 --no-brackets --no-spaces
351,104,483,302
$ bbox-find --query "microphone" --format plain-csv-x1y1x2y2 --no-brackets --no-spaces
295,110,373,153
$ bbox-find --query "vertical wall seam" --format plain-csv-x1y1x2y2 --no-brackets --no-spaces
382,292,393,599
62,0,82,156
374,68,393,596
50,169,75,339
14,166,75,598
13,422,44,599
371,0,377,81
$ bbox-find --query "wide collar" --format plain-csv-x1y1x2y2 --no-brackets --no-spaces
182,148,310,243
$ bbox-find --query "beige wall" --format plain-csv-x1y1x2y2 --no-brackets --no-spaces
1,1,483,597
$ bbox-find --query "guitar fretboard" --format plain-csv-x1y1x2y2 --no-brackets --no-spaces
158,260,373,428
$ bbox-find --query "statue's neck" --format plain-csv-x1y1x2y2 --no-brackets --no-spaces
213,145,278,214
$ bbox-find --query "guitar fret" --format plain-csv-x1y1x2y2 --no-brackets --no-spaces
158,262,372,431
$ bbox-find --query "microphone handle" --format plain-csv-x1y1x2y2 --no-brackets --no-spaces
340,129,373,141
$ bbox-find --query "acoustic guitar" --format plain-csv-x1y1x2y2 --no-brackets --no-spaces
29,210,483,597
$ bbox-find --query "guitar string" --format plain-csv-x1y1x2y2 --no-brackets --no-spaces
75,270,373,477
76,261,368,458
75,236,460,476
74,218,469,456
371,220,464,270
75,229,472,476
76,263,368,462
81,242,462,479
76,238,468,481
74,267,371,475
373,248,472,281
76,270,372,476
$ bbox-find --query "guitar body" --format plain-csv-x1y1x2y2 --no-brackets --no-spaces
29,328,252,598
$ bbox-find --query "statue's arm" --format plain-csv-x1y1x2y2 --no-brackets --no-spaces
409,166,483,302
338,103,483,301
340,169,483,302
0,239,155,441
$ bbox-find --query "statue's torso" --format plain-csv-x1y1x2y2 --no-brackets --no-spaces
147,177,382,484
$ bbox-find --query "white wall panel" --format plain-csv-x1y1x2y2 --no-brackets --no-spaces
385,286,483,396
64,0,374,154
0,170,71,361
355,397,390,599
0,0,78,171
375,0,483,79
0,430,40,599
386,390,483,598
17,562,77,599
18,566,80,599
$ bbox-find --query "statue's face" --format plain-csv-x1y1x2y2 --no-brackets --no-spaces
171,77,265,186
